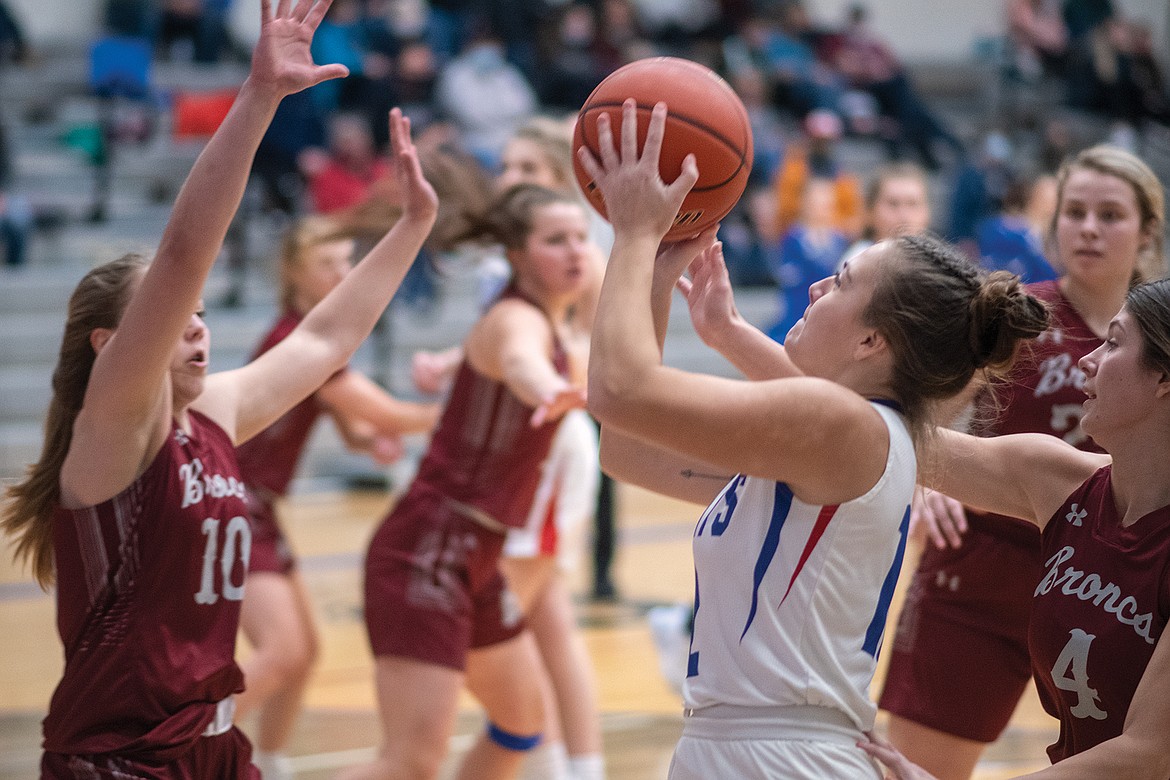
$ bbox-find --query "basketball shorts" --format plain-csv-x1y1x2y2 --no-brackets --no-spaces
878,515,1041,742
244,492,296,576
668,705,881,779
41,727,258,779
503,409,600,572
364,483,526,671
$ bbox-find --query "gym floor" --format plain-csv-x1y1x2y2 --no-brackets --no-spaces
1,484,1057,779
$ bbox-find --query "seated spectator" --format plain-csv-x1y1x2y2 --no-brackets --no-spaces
434,27,538,169
156,0,233,63
309,0,398,146
832,3,965,169
948,130,1016,252
766,177,850,342
596,0,652,67
976,172,1060,282
1006,0,1069,79
0,189,31,268
770,109,864,242
538,3,611,111
393,38,442,132
721,6,845,119
300,113,391,215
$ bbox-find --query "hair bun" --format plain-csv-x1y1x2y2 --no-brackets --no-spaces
969,271,1050,371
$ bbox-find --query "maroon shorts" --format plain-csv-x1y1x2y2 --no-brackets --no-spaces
41,727,258,779
879,515,1042,743
364,483,526,671
246,492,296,576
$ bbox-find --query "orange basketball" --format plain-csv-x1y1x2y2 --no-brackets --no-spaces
572,57,753,241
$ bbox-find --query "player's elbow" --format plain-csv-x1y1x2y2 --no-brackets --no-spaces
587,364,646,430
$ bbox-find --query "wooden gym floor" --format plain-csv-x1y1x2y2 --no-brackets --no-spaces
1,484,1057,779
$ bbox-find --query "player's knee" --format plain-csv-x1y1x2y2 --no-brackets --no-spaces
268,626,319,682
487,721,542,753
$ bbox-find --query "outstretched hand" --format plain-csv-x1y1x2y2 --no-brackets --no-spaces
530,387,588,428
576,100,699,241
252,0,351,96
386,108,439,223
676,240,744,349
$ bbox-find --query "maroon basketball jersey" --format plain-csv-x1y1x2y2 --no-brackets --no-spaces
1030,466,1170,762
236,311,344,497
411,286,570,529
967,280,1105,535
43,411,252,763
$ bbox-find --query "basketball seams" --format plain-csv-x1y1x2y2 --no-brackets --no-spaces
578,103,749,192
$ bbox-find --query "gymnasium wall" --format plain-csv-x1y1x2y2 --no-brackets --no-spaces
4,0,1168,68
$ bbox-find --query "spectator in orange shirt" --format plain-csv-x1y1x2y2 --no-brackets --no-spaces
770,109,863,243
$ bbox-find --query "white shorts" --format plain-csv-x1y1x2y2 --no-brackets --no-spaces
503,409,599,572
667,705,882,780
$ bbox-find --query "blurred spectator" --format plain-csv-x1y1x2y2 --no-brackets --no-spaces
434,28,538,169
0,1,27,64
597,0,652,67
715,66,788,288
730,65,787,186
831,3,965,170
766,177,851,342
308,0,398,145
949,130,1016,251
975,172,1059,282
721,6,845,119
393,38,442,132
0,190,32,268
1061,0,1113,40
105,0,154,38
538,3,611,111
770,109,864,242
1065,14,1162,127
1126,21,1170,123
300,113,391,215
1006,0,1068,80
157,0,235,64
252,90,326,216
630,0,722,48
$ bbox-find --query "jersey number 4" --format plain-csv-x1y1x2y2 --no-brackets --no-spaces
1051,628,1108,720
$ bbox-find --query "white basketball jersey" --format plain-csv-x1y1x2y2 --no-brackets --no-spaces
684,403,915,731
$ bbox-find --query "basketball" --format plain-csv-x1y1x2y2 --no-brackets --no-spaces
572,57,753,241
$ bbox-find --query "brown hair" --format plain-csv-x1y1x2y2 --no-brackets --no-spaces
864,234,1050,437
1051,145,1166,284
1126,278,1170,378
1,255,146,587
455,183,582,252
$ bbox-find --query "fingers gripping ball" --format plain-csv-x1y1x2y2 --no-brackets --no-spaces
572,57,753,240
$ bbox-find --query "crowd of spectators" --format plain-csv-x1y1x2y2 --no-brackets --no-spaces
0,0,1165,279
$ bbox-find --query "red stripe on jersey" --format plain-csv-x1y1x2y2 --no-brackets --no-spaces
539,490,559,556
778,504,840,607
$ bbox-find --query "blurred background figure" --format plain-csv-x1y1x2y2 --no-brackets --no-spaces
765,176,850,342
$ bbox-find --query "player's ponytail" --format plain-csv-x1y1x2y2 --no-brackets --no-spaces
1,256,144,587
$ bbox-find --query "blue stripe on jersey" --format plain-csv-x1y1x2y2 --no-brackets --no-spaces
740,483,795,641
862,504,911,658
687,568,700,678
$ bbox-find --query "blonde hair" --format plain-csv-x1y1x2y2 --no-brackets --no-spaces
509,117,575,188
2,255,146,587
1051,145,1166,284
276,215,351,311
